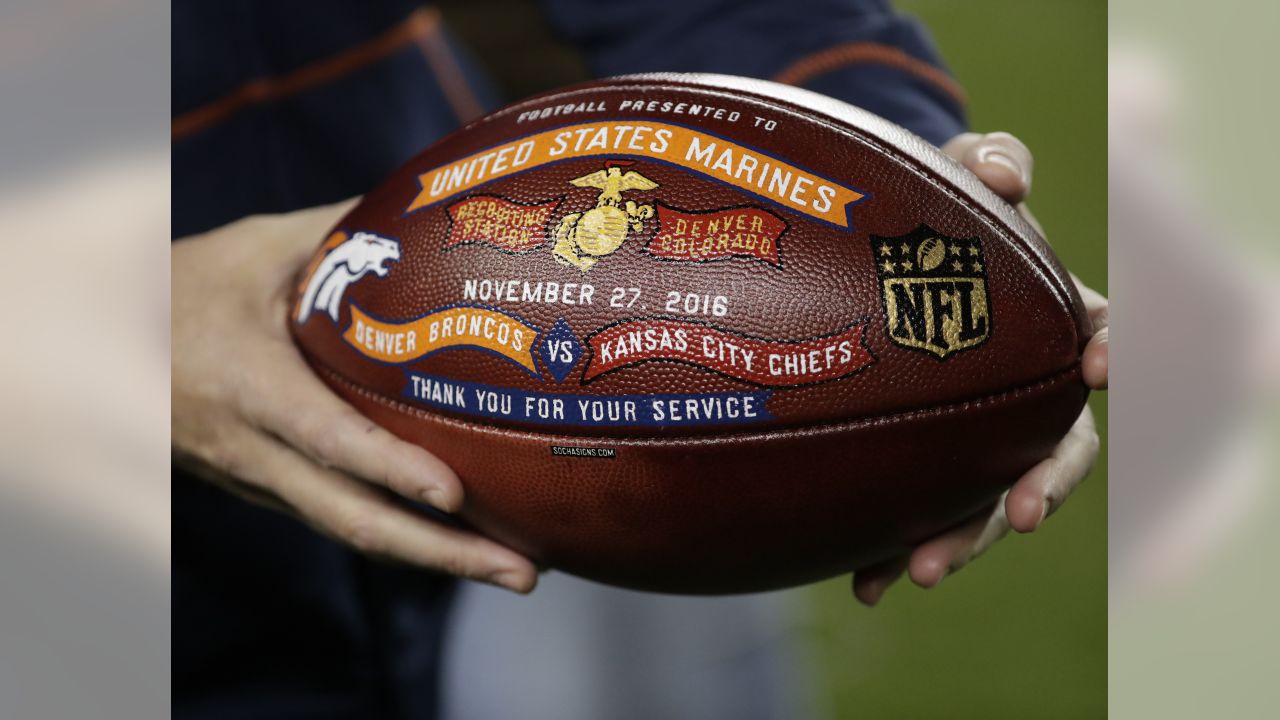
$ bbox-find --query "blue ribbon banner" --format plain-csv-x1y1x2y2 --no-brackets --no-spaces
403,371,772,428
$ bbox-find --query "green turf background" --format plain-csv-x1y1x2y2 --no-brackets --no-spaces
798,2,1108,718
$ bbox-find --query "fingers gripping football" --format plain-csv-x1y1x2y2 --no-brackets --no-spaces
943,131,1034,204
236,337,463,511
1006,405,1100,533
172,200,537,592
1073,275,1110,390
853,132,1106,605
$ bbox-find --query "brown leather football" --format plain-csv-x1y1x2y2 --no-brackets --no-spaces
290,73,1090,594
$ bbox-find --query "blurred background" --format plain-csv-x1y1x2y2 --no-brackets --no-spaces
1109,1,1280,718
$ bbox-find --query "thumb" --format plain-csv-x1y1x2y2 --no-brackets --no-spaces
942,131,1034,205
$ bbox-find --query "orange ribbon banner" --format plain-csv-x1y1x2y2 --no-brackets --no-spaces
445,195,559,252
407,121,866,228
344,305,540,375
647,205,786,265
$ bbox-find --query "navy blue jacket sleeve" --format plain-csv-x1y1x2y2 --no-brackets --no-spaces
538,0,966,146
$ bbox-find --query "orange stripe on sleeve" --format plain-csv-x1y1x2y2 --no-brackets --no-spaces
172,7,444,140
413,19,486,124
772,42,967,108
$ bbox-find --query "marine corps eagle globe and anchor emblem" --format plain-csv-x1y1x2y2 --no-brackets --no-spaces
873,225,992,358
553,160,657,272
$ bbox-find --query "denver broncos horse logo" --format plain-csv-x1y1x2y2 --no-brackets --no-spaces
296,231,401,323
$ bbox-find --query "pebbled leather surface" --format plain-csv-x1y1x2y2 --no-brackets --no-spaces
291,74,1091,593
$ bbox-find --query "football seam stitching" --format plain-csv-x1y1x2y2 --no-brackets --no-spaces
313,361,1082,444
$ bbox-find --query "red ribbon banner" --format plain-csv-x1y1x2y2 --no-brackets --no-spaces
585,318,872,386
445,195,559,253
646,205,786,265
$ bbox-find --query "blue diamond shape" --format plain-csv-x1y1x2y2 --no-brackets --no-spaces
539,318,582,383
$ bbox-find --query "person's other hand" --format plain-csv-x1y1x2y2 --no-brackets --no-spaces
853,132,1108,606
172,200,538,593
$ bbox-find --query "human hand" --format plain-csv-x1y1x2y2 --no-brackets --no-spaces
172,200,538,593
853,132,1108,606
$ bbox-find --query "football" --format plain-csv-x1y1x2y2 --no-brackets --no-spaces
290,73,1091,594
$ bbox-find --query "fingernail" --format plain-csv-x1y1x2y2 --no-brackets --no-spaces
858,582,885,607
915,560,947,589
421,486,450,511
1035,499,1050,529
869,580,894,606
978,146,1029,188
486,569,533,594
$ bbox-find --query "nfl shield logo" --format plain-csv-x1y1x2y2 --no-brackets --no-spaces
872,226,992,359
